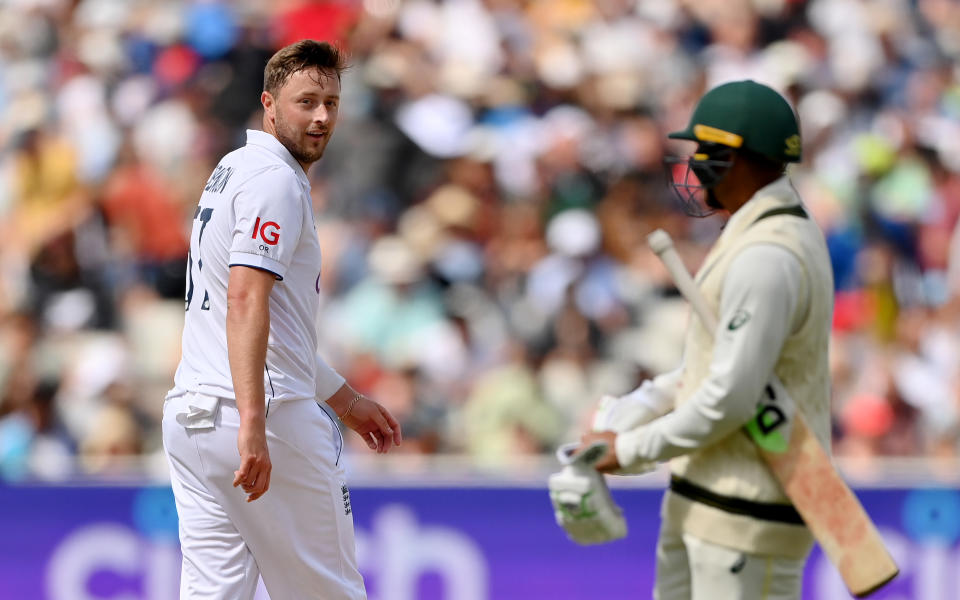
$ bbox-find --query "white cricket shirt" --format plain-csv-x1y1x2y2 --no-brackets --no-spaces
170,129,335,404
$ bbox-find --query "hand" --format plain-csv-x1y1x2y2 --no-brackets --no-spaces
234,422,272,502
578,431,620,473
342,395,403,454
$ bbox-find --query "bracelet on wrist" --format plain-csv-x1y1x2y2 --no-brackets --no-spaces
342,393,362,419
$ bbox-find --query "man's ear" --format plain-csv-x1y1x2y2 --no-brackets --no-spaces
261,91,274,120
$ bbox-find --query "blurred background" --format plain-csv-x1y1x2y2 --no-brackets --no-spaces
2,0,960,598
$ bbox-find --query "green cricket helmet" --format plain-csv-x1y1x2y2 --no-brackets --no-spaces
664,80,802,216
669,80,802,162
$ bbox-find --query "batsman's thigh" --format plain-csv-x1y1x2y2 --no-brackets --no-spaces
654,523,691,600
684,534,804,600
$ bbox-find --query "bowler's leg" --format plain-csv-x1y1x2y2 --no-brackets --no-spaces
163,398,260,600
208,399,366,600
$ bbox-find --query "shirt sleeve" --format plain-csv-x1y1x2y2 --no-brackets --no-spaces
229,167,304,280
618,364,684,420
615,243,807,467
315,353,346,402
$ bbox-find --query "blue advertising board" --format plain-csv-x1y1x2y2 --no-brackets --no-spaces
2,482,959,599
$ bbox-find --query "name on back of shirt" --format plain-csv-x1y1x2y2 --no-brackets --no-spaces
204,165,234,194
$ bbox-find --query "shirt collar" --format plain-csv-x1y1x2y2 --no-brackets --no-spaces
245,129,309,186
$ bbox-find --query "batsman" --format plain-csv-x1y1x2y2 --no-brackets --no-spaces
575,80,835,599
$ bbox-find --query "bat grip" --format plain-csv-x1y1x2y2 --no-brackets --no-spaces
647,229,719,334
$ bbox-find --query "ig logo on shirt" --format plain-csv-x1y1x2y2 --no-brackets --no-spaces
252,217,280,250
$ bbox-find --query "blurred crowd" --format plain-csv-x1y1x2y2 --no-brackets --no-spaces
2,0,960,481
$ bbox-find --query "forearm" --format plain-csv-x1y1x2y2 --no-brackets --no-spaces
324,383,358,418
227,296,270,428
614,374,759,464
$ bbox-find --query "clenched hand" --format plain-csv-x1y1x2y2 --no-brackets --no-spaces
578,430,620,473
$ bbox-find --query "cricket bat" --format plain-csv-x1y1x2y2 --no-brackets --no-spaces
647,229,898,598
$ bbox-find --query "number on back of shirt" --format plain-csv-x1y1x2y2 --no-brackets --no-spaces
185,206,214,311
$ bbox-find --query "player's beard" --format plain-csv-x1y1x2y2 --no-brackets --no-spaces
274,110,327,167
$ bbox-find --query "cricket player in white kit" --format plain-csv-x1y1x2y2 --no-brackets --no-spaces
577,81,834,599
163,40,402,600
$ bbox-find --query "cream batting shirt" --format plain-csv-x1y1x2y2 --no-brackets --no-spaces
170,130,344,406
616,218,808,465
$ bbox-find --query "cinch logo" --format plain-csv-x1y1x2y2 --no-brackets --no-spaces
252,217,280,245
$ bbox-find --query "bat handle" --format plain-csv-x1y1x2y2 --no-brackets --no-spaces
646,229,719,333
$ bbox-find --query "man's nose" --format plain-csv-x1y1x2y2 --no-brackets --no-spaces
313,105,329,124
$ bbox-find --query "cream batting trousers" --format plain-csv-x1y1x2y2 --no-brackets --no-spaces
654,520,805,600
162,394,366,600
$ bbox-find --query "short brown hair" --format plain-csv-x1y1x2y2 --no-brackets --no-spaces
263,40,347,96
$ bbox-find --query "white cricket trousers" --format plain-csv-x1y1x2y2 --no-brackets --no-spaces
162,394,366,600
654,521,805,600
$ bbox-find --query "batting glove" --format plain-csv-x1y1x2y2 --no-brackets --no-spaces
548,441,628,545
